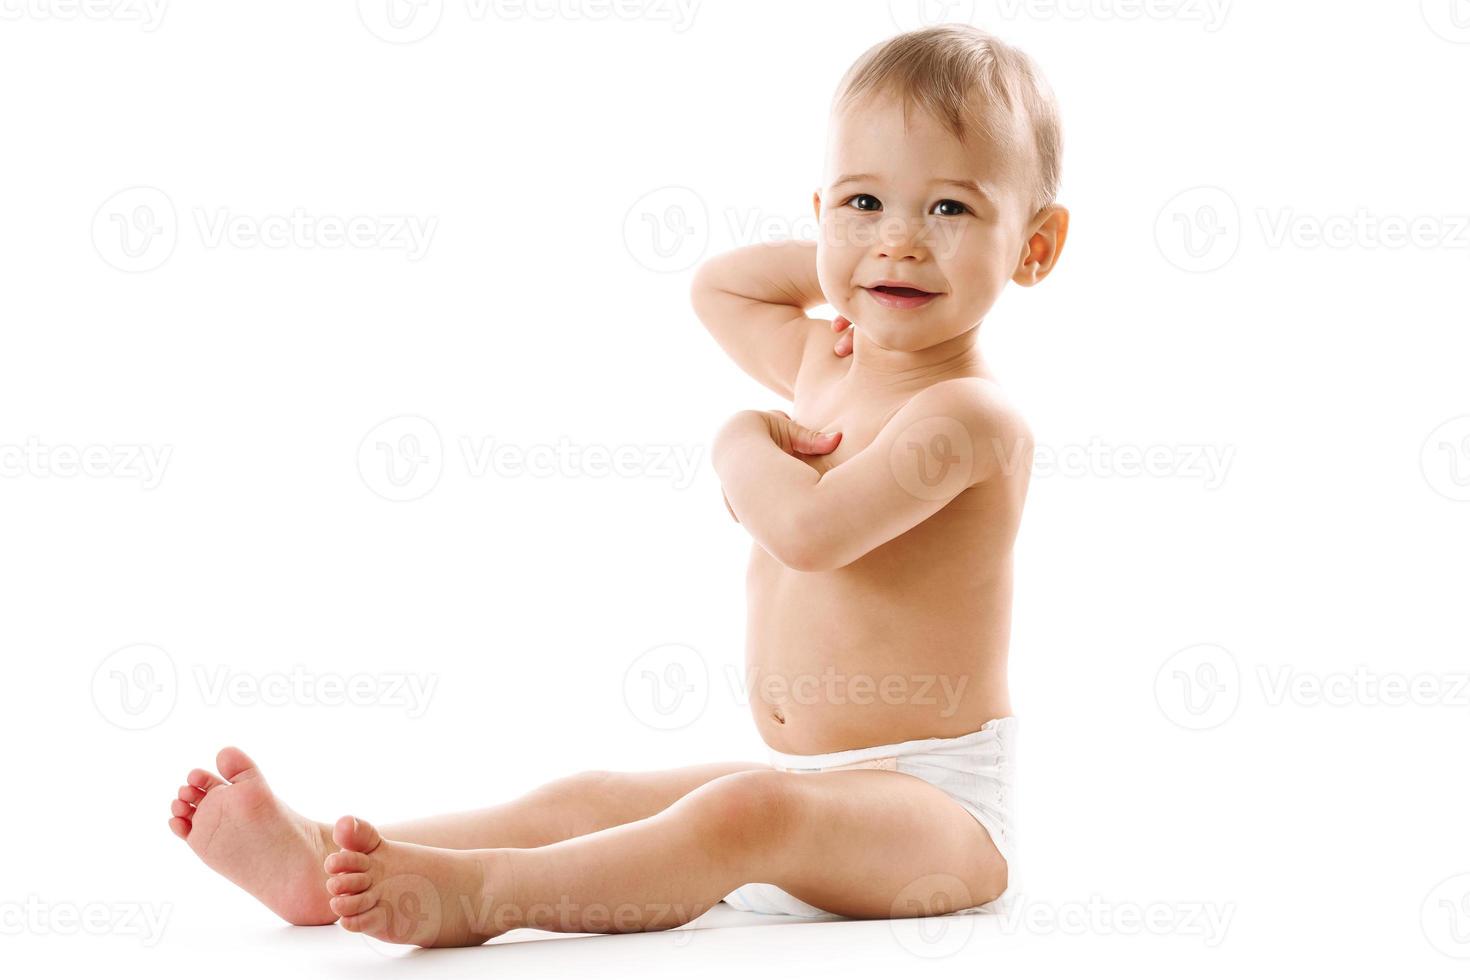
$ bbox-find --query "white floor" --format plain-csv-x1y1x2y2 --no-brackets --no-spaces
1,893,1295,980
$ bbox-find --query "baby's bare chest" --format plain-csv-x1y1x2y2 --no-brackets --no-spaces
788,383,904,475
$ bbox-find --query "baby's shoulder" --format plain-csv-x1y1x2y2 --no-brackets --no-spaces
899,376,1030,438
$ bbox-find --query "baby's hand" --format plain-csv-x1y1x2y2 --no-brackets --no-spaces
719,410,842,523
832,315,854,358
758,409,843,458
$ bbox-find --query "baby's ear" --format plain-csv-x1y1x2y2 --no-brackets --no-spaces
1012,205,1069,287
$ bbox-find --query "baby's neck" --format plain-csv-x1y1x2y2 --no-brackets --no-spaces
842,324,989,392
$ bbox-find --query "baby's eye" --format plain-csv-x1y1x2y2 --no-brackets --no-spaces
931,199,969,217
844,193,882,212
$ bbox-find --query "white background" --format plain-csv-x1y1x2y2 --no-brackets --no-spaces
2,1,1468,976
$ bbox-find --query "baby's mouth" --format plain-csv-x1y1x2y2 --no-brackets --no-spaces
862,284,942,309
867,285,935,298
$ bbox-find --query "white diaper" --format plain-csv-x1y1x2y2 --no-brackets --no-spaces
722,716,1018,918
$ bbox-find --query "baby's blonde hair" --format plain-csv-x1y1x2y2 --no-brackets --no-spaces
832,24,1062,214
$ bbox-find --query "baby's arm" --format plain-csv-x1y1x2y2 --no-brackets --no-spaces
712,380,1028,571
689,239,830,400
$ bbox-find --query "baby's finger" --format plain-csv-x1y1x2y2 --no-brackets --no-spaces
834,326,854,358
788,423,842,456
831,315,851,333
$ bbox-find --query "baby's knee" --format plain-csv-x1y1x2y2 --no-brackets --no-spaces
686,770,803,853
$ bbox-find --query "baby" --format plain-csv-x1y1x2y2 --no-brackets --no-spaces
163,24,1067,947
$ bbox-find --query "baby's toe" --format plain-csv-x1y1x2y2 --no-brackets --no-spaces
170,798,193,819
168,816,191,839
186,768,223,792
329,887,381,918
327,872,372,896
332,815,383,854
177,784,204,805
339,906,390,936
325,850,370,875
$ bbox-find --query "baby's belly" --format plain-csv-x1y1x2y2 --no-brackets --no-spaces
744,543,1013,756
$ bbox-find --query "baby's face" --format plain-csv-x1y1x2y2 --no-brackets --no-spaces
813,93,1051,351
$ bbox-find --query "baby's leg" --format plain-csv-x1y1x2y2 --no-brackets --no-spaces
377,761,768,849
325,768,1008,947
167,747,765,927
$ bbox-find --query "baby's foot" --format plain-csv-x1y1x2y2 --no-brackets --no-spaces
167,747,337,926
325,815,513,947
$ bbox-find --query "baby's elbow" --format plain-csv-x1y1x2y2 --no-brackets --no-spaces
763,516,849,573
